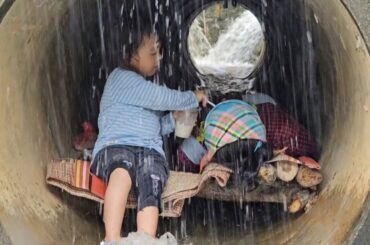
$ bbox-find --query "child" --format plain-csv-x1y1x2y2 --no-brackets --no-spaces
90,14,207,244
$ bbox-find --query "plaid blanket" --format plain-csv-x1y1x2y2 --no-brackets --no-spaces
257,103,320,160
46,159,232,217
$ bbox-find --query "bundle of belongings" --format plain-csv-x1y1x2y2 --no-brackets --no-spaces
179,94,321,172
46,93,323,216
200,99,269,191
177,94,323,213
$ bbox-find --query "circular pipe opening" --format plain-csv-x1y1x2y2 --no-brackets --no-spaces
185,3,266,83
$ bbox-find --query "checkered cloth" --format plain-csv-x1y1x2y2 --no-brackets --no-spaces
204,100,266,157
256,103,319,160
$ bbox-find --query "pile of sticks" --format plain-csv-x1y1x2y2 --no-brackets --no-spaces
197,154,323,214
258,154,323,213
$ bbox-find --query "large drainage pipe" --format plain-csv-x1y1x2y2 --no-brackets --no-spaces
0,0,369,244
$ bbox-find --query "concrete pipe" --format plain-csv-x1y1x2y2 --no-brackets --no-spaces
0,0,369,244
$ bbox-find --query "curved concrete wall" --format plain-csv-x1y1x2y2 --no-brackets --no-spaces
0,0,369,244
0,1,101,244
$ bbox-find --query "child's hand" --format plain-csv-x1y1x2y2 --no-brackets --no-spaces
195,90,208,107
172,111,180,120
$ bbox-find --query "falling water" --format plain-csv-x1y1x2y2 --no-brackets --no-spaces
48,1,302,244
188,9,265,94
0,0,370,243
194,10,264,79
4,0,369,243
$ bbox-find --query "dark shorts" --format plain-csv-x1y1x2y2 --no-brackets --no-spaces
90,145,169,211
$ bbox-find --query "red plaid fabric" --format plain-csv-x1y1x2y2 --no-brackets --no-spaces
256,103,320,160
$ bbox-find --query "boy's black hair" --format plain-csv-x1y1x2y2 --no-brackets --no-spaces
213,139,273,191
121,4,163,65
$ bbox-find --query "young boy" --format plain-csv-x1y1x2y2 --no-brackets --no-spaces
91,16,207,244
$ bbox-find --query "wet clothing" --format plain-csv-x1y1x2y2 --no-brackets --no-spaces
242,92,319,159
91,68,199,210
256,103,320,160
91,145,168,211
92,68,199,160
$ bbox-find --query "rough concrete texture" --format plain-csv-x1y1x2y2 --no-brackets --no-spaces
352,197,370,244
0,222,12,245
342,0,370,51
0,0,369,244
341,1,370,244
0,0,102,244
353,222,370,244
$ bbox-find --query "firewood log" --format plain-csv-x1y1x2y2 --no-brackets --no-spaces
258,163,277,185
296,166,323,188
197,179,301,204
276,161,299,182
288,190,311,213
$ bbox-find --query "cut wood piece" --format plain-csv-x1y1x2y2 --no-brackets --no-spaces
197,179,301,204
299,156,321,170
266,153,302,165
296,166,323,188
258,163,277,185
288,190,311,213
276,161,299,182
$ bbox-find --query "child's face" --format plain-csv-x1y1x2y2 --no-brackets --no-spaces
130,34,161,77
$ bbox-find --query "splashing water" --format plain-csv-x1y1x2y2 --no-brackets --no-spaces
188,9,264,93
195,10,264,79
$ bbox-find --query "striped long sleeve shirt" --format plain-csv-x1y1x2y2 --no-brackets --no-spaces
92,68,199,159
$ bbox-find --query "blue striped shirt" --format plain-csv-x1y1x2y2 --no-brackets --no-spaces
92,68,199,159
